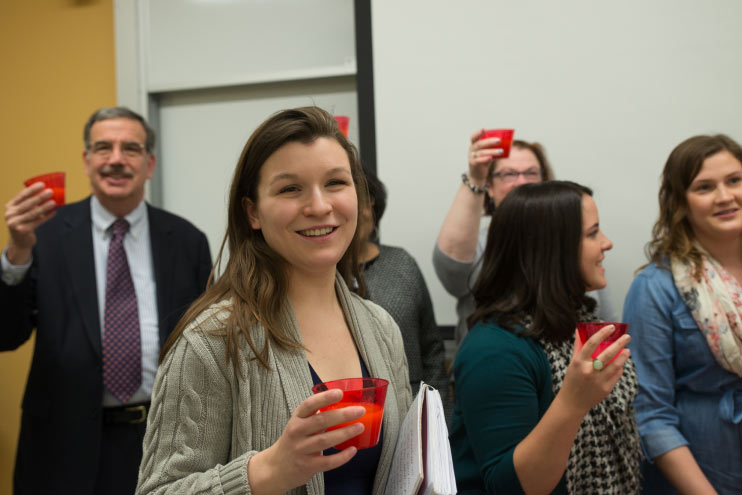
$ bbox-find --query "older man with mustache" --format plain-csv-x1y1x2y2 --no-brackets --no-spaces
0,107,212,495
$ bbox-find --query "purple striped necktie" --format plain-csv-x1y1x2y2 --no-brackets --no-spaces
102,218,142,403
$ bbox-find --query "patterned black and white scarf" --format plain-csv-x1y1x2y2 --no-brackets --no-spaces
520,309,643,494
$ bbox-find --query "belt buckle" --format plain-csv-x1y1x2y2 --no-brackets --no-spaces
124,404,147,424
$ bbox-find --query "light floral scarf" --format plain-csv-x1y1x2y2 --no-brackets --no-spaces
671,246,742,376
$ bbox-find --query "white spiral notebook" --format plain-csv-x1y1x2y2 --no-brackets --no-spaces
384,382,457,495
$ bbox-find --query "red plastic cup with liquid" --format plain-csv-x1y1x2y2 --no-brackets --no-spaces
312,377,388,450
24,172,65,208
334,115,350,138
577,322,629,365
479,129,515,158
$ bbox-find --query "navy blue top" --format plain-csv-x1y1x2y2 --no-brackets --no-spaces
309,357,383,494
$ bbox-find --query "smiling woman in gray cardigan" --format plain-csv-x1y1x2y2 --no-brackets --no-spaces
138,277,410,494
136,107,412,494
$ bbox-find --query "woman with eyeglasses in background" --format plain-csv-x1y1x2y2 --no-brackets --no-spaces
433,130,617,350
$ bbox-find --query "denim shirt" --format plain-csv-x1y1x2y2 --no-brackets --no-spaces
623,262,742,493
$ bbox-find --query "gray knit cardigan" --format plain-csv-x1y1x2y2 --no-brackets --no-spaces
137,275,412,494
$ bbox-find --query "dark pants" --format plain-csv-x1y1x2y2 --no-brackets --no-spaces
94,404,149,495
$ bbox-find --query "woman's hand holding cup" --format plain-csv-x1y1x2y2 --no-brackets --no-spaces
468,129,503,183
560,324,631,416
247,389,364,494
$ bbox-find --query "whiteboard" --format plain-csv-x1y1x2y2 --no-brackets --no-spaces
144,0,356,91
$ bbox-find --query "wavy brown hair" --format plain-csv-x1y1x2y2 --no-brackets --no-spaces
484,140,555,214
468,180,595,343
647,134,742,277
160,107,370,369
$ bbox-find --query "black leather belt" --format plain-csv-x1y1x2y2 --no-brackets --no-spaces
103,402,150,424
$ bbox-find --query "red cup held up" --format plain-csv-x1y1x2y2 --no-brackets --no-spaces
24,172,66,208
479,129,515,158
334,115,350,138
577,322,629,365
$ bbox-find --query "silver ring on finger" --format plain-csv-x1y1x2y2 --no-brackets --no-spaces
472,150,478,159
592,358,604,371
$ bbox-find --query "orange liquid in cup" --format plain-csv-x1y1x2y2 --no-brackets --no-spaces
577,322,629,365
312,377,387,450
321,401,384,450
480,129,515,158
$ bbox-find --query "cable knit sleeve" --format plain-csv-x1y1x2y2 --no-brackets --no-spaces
137,317,252,494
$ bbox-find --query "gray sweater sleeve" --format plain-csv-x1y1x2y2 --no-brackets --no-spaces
431,225,488,299
432,227,488,345
137,316,251,494
431,242,476,298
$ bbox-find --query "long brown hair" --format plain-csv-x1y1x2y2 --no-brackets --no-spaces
647,134,742,276
484,139,555,214
469,180,595,343
160,107,370,369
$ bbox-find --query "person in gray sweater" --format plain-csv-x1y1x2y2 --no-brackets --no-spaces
359,170,450,415
137,107,412,494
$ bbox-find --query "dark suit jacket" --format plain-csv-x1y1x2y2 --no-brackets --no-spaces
0,197,212,494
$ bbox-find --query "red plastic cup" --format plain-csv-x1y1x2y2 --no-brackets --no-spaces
479,129,515,158
577,322,629,364
334,115,350,138
312,377,388,450
24,172,65,208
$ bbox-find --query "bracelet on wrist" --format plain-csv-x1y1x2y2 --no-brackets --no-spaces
461,173,487,194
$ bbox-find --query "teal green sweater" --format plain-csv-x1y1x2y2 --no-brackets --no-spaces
450,321,567,494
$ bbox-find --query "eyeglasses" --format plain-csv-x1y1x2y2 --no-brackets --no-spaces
89,141,147,159
490,169,541,184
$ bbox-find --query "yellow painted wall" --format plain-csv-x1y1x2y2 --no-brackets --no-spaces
0,0,115,491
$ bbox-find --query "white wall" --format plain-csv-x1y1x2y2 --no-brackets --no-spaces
116,0,742,326
371,0,742,324
144,0,356,92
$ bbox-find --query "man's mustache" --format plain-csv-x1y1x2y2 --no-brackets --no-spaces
100,165,134,178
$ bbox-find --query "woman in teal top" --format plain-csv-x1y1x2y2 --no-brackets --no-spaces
450,181,642,494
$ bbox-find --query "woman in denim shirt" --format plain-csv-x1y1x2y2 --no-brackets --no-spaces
624,134,742,494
